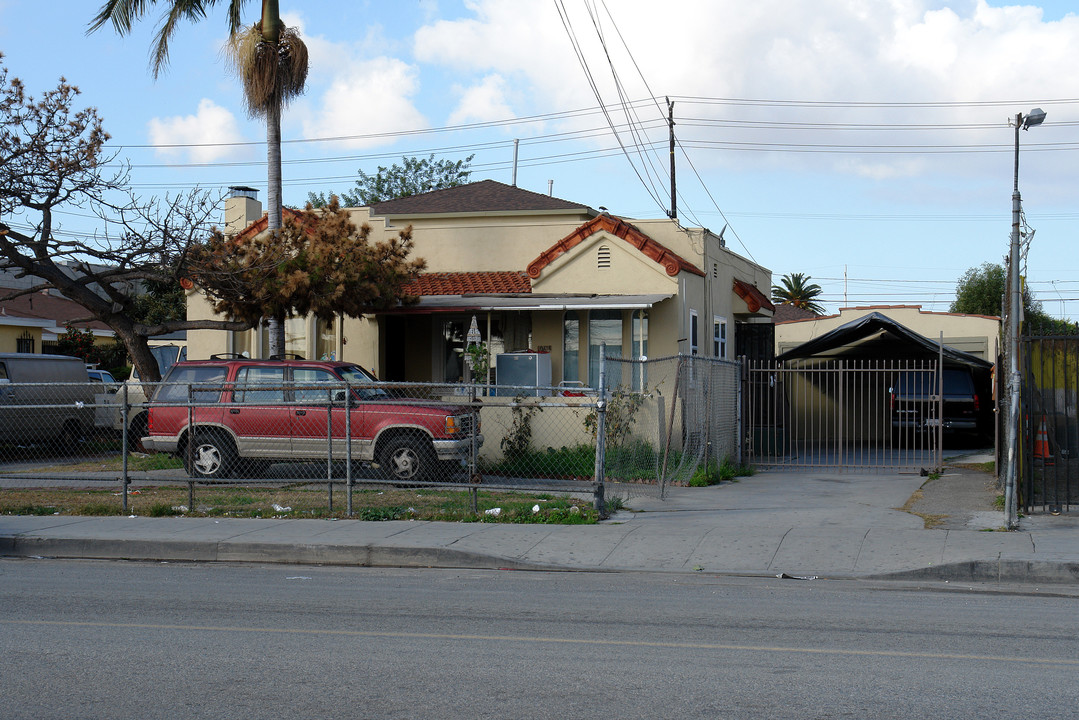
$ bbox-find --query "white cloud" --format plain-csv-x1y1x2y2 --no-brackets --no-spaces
293,23,428,147
147,99,245,163
411,1,1079,180
448,74,514,125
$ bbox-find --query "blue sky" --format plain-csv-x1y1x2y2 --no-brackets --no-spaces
2,0,1078,315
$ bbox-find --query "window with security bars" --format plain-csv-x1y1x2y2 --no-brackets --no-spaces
16,331,34,354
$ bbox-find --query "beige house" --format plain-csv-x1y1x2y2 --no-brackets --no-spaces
776,305,1001,362
188,181,774,390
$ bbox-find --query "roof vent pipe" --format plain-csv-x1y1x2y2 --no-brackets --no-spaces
548,179,553,196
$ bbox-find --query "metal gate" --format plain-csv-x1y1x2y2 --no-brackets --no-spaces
1020,336,1079,513
743,359,942,473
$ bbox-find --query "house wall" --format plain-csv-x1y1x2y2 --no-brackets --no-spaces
775,306,1001,360
356,209,594,273
0,325,42,353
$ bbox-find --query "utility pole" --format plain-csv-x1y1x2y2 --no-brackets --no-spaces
667,97,676,221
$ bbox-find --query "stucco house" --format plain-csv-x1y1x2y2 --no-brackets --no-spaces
187,181,774,391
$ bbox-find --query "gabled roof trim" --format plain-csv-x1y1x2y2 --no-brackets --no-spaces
733,278,775,314
526,215,705,279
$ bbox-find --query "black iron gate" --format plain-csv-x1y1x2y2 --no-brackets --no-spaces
743,359,942,473
1020,336,1079,513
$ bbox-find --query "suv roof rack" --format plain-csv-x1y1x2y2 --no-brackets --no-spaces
209,353,247,360
268,353,305,361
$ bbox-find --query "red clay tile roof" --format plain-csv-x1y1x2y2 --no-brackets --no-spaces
231,207,304,242
370,180,590,215
733,279,776,314
403,272,532,296
526,214,705,279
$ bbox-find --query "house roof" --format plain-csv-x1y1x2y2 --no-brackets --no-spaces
733,279,775,314
773,303,818,323
231,207,305,243
526,214,705,280
387,293,673,314
369,179,591,216
775,311,992,369
1,291,112,333
404,271,531,296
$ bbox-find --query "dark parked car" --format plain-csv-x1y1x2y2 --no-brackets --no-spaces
890,368,982,436
142,358,482,481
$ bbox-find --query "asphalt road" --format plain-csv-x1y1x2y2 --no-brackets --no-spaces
2,560,1077,719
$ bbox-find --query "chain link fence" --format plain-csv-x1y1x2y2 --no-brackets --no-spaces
0,354,743,513
604,353,742,496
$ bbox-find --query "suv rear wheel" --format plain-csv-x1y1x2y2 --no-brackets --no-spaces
183,431,236,479
378,435,435,482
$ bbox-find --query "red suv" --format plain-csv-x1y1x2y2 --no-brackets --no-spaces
142,358,481,481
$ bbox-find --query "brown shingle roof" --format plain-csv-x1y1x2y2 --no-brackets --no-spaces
404,272,532,296
773,303,819,323
369,180,590,215
527,214,705,279
1,291,111,331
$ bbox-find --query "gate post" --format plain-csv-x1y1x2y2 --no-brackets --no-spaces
593,344,607,516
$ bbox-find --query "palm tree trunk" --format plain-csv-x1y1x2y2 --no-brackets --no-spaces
265,99,285,357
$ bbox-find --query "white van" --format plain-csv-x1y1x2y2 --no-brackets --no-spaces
0,354,96,447
116,345,186,442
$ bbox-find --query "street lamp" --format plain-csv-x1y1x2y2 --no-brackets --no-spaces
1004,108,1045,529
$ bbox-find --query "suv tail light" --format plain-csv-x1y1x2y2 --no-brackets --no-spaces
974,394,980,411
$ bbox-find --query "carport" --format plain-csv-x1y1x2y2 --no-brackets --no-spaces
745,312,994,472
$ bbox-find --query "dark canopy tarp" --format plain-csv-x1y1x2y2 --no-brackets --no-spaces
776,311,992,369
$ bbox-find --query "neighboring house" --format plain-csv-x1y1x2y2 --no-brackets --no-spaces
0,290,116,354
775,305,1001,362
187,181,774,390
773,303,818,324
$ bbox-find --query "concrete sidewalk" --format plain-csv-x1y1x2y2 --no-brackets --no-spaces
2,466,1078,584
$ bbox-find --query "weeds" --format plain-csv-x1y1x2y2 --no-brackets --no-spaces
0,485,607,524
687,457,755,487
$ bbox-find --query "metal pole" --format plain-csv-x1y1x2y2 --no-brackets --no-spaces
326,386,333,512
1005,114,1023,529
593,343,607,515
121,383,129,513
345,383,353,517
187,383,194,512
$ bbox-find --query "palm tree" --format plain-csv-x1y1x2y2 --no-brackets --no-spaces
89,0,308,355
771,272,825,314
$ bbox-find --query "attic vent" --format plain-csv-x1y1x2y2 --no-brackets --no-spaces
712,262,718,279
597,245,611,270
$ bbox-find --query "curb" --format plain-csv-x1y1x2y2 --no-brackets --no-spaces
872,558,1079,585
0,535,556,572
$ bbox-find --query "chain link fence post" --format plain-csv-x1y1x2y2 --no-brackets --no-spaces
593,344,607,516
345,384,353,517
186,383,194,511
326,385,334,512
121,382,130,513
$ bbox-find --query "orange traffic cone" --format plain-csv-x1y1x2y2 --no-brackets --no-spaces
1034,416,1054,466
